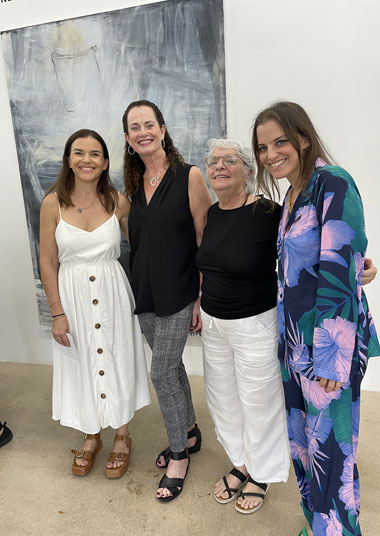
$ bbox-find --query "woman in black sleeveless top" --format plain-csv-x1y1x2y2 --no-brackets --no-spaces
196,138,290,514
122,100,212,502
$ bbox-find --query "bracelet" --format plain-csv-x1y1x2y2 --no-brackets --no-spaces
52,313,66,319
49,299,61,309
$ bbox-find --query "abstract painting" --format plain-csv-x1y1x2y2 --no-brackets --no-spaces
1,0,226,327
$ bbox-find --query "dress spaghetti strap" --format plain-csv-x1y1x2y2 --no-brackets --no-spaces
114,192,120,215
55,192,62,219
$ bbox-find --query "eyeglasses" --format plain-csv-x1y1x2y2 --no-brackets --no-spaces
207,155,244,167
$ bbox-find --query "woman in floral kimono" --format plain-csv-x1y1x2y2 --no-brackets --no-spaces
252,101,379,536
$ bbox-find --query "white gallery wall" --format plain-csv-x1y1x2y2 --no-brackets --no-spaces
0,0,379,390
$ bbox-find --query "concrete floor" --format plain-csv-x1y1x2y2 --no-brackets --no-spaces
0,362,379,536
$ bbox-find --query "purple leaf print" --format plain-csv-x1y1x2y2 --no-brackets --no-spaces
306,413,333,488
283,206,320,287
286,315,312,374
338,453,360,516
322,191,335,222
314,510,344,535
287,409,309,470
314,317,356,380
300,375,341,410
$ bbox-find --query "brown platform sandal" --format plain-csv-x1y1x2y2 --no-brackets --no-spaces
71,433,102,476
105,434,132,479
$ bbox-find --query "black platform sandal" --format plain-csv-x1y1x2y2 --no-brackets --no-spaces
0,422,13,448
155,423,202,468
156,449,190,502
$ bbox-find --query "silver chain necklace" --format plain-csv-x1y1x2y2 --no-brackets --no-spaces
145,164,166,187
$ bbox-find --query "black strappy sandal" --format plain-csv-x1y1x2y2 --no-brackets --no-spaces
214,468,248,504
156,449,190,502
235,476,270,514
0,421,13,448
155,423,202,468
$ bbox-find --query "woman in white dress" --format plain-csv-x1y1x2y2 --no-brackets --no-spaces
40,129,151,478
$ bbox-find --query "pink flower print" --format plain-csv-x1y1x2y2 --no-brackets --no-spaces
315,157,327,169
300,375,341,410
314,510,344,535
354,253,364,299
314,317,356,380
320,220,356,268
283,205,319,287
338,453,360,516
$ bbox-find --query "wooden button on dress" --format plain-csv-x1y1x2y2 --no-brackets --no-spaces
89,275,96,282
100,393,106,399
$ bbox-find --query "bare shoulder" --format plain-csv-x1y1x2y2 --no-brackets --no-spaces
189,165,208,187
188,166,212,201
116,192,131,209
40,193,59,218
115,191,131,220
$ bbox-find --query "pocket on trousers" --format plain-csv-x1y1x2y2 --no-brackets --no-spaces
253,307,278,337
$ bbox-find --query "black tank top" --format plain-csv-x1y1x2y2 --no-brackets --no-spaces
196,198,281,319
129,162,199,316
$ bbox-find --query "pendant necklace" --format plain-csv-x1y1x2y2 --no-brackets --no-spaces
145,163,166,187
73,197,98,214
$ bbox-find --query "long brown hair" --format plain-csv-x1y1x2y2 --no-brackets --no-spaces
122,100,184,197
46,129,117,213
252,101,334,201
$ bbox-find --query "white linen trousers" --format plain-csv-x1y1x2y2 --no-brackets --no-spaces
201,306,289,483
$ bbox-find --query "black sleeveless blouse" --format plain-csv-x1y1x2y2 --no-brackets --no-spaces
128,162,199,316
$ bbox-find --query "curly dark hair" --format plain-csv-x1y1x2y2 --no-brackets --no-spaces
122,100,184,197
46,129,117,213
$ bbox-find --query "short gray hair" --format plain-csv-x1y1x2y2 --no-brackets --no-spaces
205,138,256,193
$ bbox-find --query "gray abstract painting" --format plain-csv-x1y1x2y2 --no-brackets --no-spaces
1,0,226,328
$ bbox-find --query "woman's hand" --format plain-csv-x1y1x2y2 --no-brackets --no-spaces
318,377,343,393
52,316,71,347
362,257,377,285
190,297,202,332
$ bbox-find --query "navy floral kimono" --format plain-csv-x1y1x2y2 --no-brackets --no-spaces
277,159,379,536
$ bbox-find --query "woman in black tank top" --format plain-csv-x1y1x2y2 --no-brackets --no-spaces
196,138,289,514
122,100,212,502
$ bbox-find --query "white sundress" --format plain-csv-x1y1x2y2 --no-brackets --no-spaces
52,204,151,434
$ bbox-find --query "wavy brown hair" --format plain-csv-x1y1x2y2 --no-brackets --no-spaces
122,100,184,197
252,101,334,201
46,129,117,213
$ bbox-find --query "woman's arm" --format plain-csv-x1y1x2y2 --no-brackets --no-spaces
39,194,70,346
116,192,131,240
312,171,370,389
188,166,213,332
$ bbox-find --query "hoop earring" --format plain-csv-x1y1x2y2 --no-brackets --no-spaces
161,139,165,149
127,145,135,156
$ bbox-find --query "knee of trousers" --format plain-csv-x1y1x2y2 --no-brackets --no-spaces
150,368,180,390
